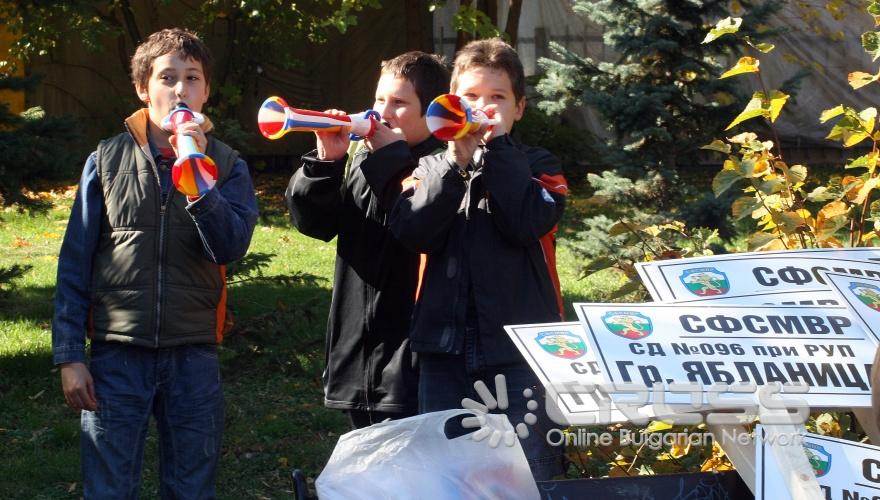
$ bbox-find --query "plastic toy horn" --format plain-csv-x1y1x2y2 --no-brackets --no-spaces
160,103,217,197
426,94,501,141
258,96,380,141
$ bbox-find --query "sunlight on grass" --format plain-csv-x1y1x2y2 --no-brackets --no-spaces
0,320,52,357
0,173,627,498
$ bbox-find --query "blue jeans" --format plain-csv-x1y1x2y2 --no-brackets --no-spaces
81,341,224,500
418,352,564,481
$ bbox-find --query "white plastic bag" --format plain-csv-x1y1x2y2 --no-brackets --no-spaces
315,409,540,500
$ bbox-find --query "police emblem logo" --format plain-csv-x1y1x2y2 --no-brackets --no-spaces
602,312,653,340
849,282,880,311
804,442,832,477
680,267,730,296
535,331,587,359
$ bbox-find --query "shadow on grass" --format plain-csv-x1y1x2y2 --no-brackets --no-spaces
222,276,330,377
215,277,349,494
0,284,55,323
0,274,344,499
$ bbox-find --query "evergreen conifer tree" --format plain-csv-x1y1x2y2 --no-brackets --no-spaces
536,0,782,292
0,74,79,204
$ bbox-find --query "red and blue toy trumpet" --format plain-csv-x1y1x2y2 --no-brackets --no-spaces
257,96,380,141
161,103,217,197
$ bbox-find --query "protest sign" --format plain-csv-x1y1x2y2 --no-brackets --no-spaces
572,303,874,411
637,253,880,302
755,425,880,500
503,322,634,425
675,289,842,306
823,271,880,345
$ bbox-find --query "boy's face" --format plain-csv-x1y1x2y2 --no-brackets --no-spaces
136,52,210,128
454,67,524,135
373,74,430,146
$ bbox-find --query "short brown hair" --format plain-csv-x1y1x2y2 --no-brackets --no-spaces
451,38,525,102
131,28,213,90
380,51,449,116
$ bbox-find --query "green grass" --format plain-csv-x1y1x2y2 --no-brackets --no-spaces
0,179,349,499
0,173,637,498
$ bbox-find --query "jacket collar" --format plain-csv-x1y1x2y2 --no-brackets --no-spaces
124,108,215,150
124,108,215,166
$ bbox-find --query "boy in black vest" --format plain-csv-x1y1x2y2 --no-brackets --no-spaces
52,28,258,499
286,52,448,429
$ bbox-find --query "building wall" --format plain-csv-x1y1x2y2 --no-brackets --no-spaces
0,21,25,114
21,1,430,158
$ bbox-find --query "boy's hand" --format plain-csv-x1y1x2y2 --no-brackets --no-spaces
364,121,406,152
60,362,97,412
447,130,481,169
169,121,207,155
315,109,350,161
481,104,506,142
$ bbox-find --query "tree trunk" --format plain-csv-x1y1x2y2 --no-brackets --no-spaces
504,0,523,47
455,0,470,51
479,0,498,26
404,0,434,52
117,0,143,48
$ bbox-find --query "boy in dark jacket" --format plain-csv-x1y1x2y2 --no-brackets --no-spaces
285,52,448,429
52,28,258,498
361,38,568,480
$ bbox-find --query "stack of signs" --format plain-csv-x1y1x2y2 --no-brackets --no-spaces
503,248,880,498
755,425,880,500
505,248,880,427
507,248,880,424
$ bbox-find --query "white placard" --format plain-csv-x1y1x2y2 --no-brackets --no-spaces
636,253,880,302
503,322,635,425
674,289,842,306
573,303,874,408
755,425,880,500
823,271,880,345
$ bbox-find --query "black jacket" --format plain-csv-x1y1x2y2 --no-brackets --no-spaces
361,134,568,368
285,137,443,412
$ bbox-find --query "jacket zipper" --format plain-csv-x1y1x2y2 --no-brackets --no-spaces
364,284,374,412
363,188,374,413
455,171,476,354
156,203,167,347
125,123,168,348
